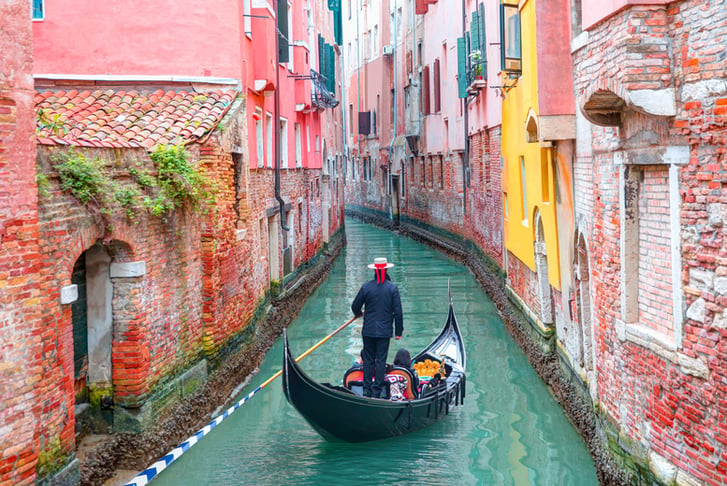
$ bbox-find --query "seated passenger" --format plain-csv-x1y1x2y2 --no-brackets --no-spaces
386,348,419,400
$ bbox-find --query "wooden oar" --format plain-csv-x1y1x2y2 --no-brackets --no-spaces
260,313,360,388
124,314,360,486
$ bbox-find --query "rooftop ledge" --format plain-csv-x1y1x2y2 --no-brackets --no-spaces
35,73,241,87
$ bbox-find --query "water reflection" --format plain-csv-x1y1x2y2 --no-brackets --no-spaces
152,218,597,485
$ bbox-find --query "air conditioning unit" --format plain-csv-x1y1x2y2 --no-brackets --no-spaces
382,45,394,56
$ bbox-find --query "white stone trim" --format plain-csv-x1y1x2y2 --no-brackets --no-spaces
60,284,78,305
571,31,589,54
110,261,147,278
626,88,676,117
669,163,683,349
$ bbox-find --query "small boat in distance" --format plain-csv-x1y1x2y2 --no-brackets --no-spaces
282,295,466,443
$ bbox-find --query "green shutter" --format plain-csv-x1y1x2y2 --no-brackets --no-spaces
326,43,336,92
457,37,467,98
479,3,486,51
334,7,343,45
318,34,326,76
278,0,289,63
471,10,480,54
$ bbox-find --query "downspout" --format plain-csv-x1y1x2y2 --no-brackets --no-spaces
387,0,398,212
356,0,362,177
274,0,290,233
461,0,469,215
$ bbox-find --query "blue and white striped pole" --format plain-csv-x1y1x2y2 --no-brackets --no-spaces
124,383,263,486
124,315,359,486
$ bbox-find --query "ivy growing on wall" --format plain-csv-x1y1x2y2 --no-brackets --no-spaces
49,144,212,230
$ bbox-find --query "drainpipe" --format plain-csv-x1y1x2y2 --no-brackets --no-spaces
461,0,469,215
387,0,398,212
274,0,290,233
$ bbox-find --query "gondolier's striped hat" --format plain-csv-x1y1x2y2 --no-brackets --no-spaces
368,257,394,283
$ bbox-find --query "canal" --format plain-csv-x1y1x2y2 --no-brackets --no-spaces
151,218,598,485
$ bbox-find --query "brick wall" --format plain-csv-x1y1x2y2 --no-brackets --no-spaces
0,1,44,484
573,1,727,483
35,146,205,414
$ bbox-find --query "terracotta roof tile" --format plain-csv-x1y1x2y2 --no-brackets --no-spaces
35,87,238,150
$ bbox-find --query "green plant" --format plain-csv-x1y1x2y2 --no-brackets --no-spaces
51,150,111,206
36,172,50,198
36,437,67,478
150,144,211,212
48,144,212,231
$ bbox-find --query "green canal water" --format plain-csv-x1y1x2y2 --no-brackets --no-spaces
152,218,598,485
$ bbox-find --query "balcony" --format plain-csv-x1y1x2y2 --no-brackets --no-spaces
466,59,487,94
310,69,338,110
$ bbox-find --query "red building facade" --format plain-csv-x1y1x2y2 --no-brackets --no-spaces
0,0,345,484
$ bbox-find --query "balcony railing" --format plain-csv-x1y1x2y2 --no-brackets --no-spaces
311,69,339,109
467,58,487,93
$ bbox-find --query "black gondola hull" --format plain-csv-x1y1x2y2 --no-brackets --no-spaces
282,301,466,443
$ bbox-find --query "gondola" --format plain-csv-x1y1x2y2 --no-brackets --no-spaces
281,295,466,443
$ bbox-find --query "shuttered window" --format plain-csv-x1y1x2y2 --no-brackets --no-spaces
32,0,43,19
457,37,467,98
422,65,431,115
278,0,289,62
433,59,441,113
358,112,371,135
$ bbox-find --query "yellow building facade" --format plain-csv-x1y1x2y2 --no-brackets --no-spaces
500,0,561,290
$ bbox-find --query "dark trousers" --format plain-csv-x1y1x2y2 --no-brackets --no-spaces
362,336,390,397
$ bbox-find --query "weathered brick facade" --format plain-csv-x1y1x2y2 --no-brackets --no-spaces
0,2,44,484
574,1,727,483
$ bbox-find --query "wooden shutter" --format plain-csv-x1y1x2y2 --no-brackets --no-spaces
457,37,467,98
278,0,289,62
433,59,441,113
358,111,371,135
471,10,480,54
422,65,431,115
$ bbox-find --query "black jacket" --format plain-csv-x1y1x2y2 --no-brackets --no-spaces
351,274,404,338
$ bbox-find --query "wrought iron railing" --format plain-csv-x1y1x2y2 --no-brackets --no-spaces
311,69,339,109
467,59,487,88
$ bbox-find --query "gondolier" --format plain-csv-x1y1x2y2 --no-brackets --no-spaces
351,257,404,398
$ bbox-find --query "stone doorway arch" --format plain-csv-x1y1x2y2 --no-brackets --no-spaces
71,243,114,430
534,211,554,326
575,232,594,374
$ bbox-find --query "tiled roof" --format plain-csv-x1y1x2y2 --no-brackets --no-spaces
35,88,238,150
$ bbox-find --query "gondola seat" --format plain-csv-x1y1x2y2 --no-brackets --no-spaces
343,366,365,396
385,368,417,399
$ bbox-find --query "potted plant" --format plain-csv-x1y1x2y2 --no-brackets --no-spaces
469,50,484,80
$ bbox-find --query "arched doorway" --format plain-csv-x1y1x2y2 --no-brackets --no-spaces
534,212,554,326
575,232,594,374
71,243,115,431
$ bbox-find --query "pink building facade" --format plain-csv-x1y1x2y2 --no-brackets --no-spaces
344,0,504,268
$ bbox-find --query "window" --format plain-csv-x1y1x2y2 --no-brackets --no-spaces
439,155,444,190
621,165,681,344
422,66,431,115
349,104,354,134
32,0,44,20
433,59,441,113
232,153,246,223
243,0,252,36
500,3,522,73
255,110,264,168
306,125,311,152
520,156,527,224
277,0,290,63
294,123,302,168
288,3,294,71
280,118,289,169
265,112,273,168
376,95,380,135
